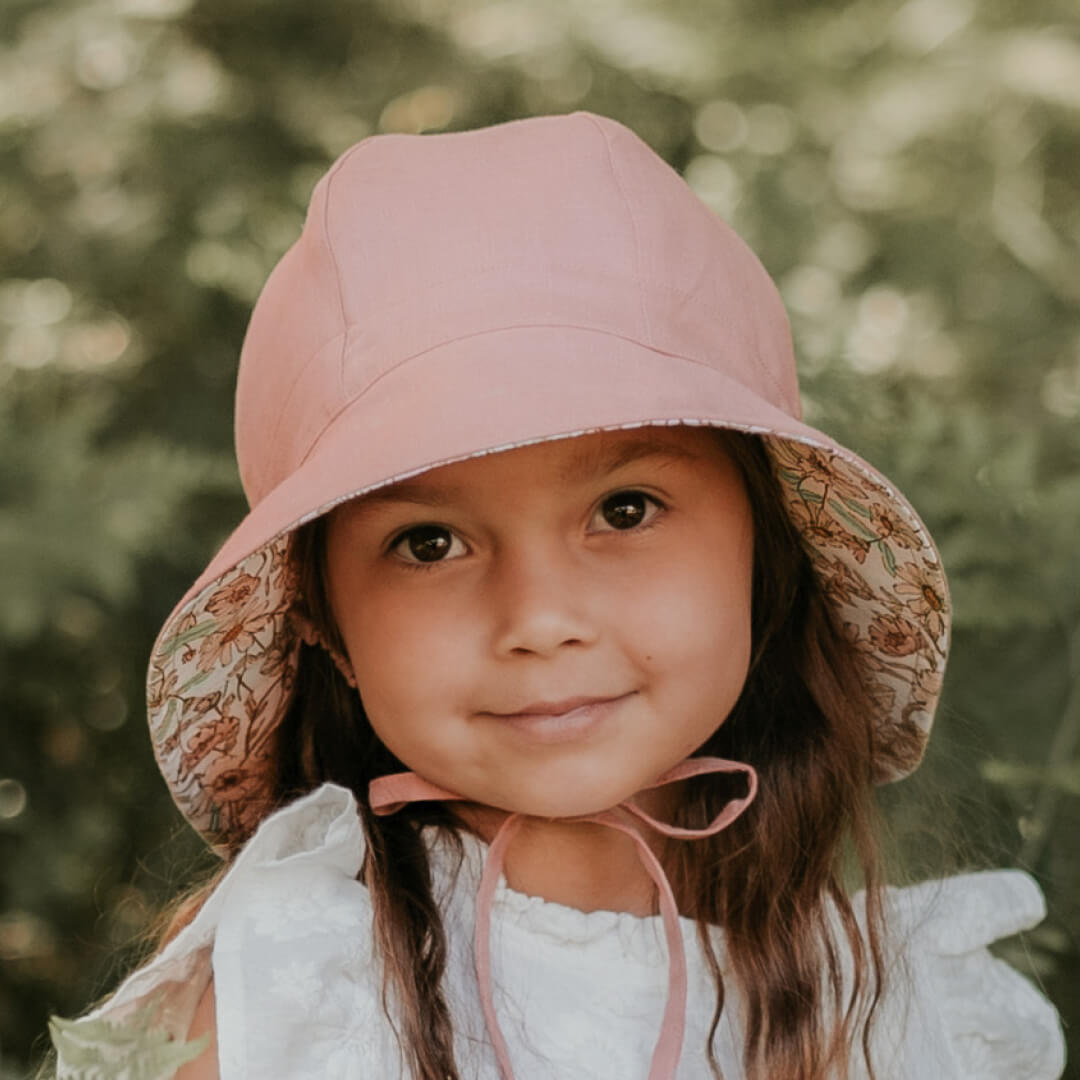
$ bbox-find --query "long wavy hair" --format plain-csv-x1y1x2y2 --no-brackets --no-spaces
161,428,890,1080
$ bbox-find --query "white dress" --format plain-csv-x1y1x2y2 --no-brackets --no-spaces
52,783,1066,1079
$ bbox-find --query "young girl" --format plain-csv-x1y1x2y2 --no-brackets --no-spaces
49,111,1065,1080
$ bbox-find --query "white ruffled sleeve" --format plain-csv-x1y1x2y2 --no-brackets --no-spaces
50,783,366,1080
874,870,1066,1080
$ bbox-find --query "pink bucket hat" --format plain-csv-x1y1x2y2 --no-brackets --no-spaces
148,110,950,851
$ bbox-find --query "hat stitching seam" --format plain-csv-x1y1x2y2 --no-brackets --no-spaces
250,262,747,497
291,323,783,476
320,260,711,304
320,142,367,408
270,257,751,327
256,331,348,504
585,116,796,418
751,339,798,418
699,224,801,417
585,112,652,346
735,305,797,417
251,269,773,496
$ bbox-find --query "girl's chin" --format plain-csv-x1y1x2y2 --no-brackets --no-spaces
472,782,653,823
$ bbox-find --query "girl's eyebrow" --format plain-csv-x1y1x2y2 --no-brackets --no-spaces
353,437,703,512
564,436,704,483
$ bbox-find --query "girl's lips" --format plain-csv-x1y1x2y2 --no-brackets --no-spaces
486,693,635,744
496,694,628,717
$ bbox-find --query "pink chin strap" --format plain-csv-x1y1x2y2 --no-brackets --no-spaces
368,757,758,1080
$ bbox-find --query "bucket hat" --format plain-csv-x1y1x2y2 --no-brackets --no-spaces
148,110,950,852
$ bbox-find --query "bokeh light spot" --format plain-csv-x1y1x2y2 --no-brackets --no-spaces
0,780,27,820
694,101,747,153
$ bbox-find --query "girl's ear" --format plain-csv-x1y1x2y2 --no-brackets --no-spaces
289,609,358,689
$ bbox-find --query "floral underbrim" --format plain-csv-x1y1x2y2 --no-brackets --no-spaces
767,437,949,774
146,431,949,851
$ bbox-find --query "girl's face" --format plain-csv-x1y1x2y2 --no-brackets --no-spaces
325,426,754,819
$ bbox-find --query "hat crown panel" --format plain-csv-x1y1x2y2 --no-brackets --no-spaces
235,112,801,508
598,116,800,418
235,164,347,509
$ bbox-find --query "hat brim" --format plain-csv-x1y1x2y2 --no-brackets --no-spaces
147,326,950,847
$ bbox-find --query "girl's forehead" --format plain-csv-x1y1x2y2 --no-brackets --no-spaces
350,426,733,509
472,426,720,476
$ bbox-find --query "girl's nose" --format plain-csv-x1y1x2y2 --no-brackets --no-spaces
488,542,599,658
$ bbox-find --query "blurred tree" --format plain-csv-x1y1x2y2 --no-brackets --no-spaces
1,0,1077,1074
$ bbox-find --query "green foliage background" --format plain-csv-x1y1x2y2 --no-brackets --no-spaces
2,0,1078,1074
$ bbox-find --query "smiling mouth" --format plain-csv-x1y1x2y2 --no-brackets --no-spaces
492,694,631,718
483,692,635,744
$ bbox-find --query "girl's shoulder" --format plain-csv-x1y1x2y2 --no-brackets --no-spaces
50,783,370,1080
865,870,1066,1078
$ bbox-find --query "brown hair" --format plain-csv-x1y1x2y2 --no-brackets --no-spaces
160,429,889,1080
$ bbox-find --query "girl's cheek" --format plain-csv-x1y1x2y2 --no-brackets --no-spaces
362,589,480,678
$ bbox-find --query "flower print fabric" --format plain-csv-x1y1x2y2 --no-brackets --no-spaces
149,538,299,850
52,784,1066,1080
766,437,950,781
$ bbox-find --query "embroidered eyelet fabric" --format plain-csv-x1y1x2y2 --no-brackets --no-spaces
53,783,1066,1080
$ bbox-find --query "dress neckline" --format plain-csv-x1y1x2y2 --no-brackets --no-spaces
422,824,729,972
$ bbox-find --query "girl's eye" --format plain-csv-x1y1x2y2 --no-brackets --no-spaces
592,490,663,532
390,525,467,565
388,494,661,565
